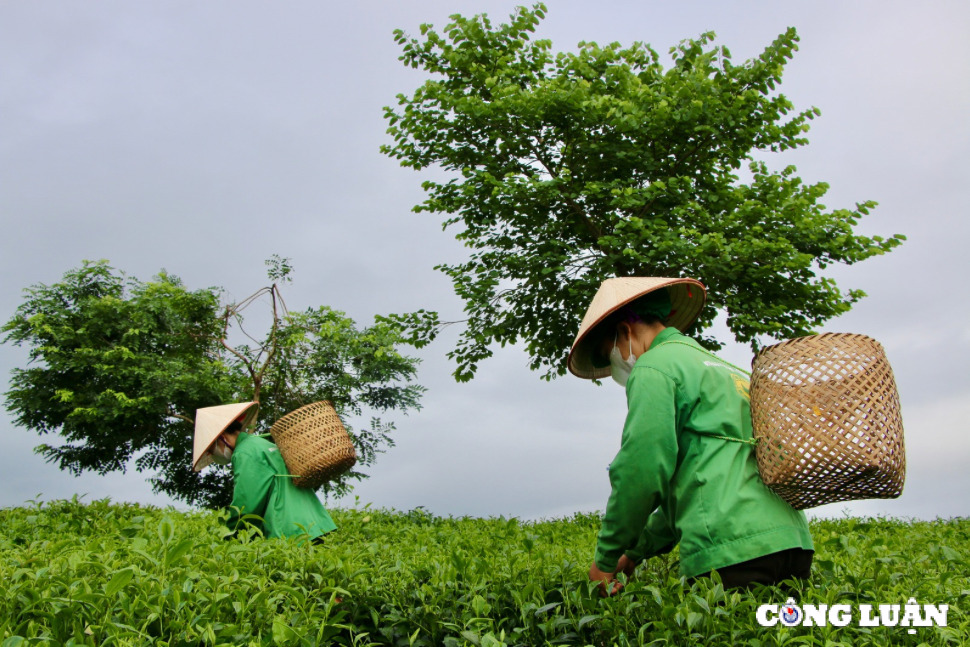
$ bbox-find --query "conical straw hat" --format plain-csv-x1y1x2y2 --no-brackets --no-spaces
192,402,258,471
568,277,706,379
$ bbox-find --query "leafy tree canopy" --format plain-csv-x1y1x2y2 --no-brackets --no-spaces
382,3,904,381
2,258,424,508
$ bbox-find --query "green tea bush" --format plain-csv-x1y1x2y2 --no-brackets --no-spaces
0,498,965,646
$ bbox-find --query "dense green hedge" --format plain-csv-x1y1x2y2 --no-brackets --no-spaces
0,498,966,645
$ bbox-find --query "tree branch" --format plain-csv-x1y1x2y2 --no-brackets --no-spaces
251,284,282,402
221,305,257,386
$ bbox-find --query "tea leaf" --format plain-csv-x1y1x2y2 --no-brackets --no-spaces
104,568,134,596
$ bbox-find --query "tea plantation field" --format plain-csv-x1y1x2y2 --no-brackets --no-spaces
1,498,966,646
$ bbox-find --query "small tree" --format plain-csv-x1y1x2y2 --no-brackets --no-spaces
382,4,904,381
2,258,424,508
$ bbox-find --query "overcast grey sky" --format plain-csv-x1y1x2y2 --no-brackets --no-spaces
1,0,968,521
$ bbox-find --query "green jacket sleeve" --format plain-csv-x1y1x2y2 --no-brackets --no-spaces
626,508,677,562
594,366,679,572
225,443,275,535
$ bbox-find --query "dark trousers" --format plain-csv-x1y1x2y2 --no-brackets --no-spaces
689,548,813,590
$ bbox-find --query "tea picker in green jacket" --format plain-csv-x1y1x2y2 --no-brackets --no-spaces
567,278,813,592
192,402,337,541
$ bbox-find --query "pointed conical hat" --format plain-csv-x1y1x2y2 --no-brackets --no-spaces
567,277,706,380
192,402,258,471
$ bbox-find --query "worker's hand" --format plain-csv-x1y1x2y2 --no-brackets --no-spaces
588,561,622,597
616,554,637,578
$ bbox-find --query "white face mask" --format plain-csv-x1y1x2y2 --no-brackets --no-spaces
609,335,637,387
210,439,233,465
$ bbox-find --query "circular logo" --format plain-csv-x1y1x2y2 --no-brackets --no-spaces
779,599,802,627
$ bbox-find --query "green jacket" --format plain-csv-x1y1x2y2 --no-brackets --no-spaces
225,432,337,540
594,327,813,579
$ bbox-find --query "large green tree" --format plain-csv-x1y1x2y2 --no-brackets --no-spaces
2,259,424,508
382,4,904,381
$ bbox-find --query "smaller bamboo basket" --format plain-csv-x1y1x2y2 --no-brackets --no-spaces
269,401,357,490
750,333,905,510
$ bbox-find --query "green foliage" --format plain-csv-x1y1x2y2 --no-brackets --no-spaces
0,499,965,645
382,3,905,380
2,260,424,508
1,261,239,504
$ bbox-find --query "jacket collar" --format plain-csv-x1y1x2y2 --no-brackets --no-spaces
648,326,684,351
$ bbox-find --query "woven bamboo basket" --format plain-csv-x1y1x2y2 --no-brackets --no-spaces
749,333,905,510
269,401,357,490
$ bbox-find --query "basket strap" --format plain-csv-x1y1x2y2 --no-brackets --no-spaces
654,340,751,377
657,339,758,445
652,341,757,446
686,430,758,446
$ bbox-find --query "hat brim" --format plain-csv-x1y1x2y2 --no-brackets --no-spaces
192,402,258,471
567,277,706,380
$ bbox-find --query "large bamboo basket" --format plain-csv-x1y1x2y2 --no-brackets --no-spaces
269,401,357,489
749,333,905,510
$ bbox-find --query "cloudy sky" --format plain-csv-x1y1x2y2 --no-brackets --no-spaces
1,0,968,521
